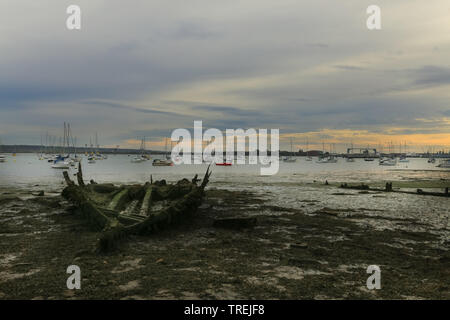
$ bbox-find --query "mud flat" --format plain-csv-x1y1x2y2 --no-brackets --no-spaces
0,185,449,300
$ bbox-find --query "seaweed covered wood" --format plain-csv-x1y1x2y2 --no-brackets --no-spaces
61,164,212,252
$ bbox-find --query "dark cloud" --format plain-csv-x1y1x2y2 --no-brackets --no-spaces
83,100,182,116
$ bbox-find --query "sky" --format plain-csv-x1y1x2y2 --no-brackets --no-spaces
0,0,449,152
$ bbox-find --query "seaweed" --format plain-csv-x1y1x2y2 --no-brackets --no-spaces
61,164,211,252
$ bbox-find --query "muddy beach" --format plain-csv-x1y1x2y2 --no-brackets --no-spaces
0,179,449,300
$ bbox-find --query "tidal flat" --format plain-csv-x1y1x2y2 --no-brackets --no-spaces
0,181,449,300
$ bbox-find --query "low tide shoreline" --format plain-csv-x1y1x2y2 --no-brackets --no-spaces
0,181,449,300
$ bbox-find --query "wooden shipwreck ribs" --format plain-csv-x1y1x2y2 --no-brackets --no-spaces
62,163,212,252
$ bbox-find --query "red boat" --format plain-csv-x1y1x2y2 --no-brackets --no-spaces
215,162,232,166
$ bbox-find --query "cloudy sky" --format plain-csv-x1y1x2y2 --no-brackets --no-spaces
0,0,449,152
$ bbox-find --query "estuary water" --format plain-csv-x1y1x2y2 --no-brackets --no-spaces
0,154,449,233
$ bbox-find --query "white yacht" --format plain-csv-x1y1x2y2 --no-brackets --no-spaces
51,158,71,169
316,156,338,164
131,156,144,163
379,157,397,166
283,138,297,163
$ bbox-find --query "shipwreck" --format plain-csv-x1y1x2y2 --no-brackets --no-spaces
61,163,211,252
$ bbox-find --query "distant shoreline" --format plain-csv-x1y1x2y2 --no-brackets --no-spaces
0,144,449,158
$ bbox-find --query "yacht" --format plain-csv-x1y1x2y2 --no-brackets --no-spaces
130,156,144,163
152,138,173,166
437,159,450,168
379,157,397,166
152,158,173,166
316,156,338,164
398,155,409,163
51,156,71,169
283,138,297,163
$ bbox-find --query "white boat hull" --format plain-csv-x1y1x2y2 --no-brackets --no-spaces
52,162,70,169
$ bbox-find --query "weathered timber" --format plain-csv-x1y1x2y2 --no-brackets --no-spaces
61,163,212,252
139,186,153,216
77,162,85,187
62,171,117,230
340,182,449,197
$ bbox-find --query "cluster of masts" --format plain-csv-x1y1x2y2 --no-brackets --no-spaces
2,131,449,168
130,137,174,166
34,123,108,169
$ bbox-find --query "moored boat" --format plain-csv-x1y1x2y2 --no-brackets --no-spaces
152,158,173,166
379,157,397,166
215,162,232,166
316,156,338,163
398,156,409,163
437,159,450,168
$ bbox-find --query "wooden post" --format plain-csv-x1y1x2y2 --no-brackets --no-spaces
77,162,85,187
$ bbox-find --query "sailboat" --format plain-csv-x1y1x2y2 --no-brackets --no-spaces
86,137,96,164
131,137,147,163
93,132,105,160
215,153,233,166
437,159,450,168
379,158,397,166
346,141,355,162
398,141,409,163
316,155,338,163
379,157,397,166
0,138,6,162
51,122,72,169
283,138,297,162
316,143,338,163
152,138,173,166
305,138,312,161
51,155,71,169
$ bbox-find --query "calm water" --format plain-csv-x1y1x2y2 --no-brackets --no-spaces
1,154,449,233
0,154,448,188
